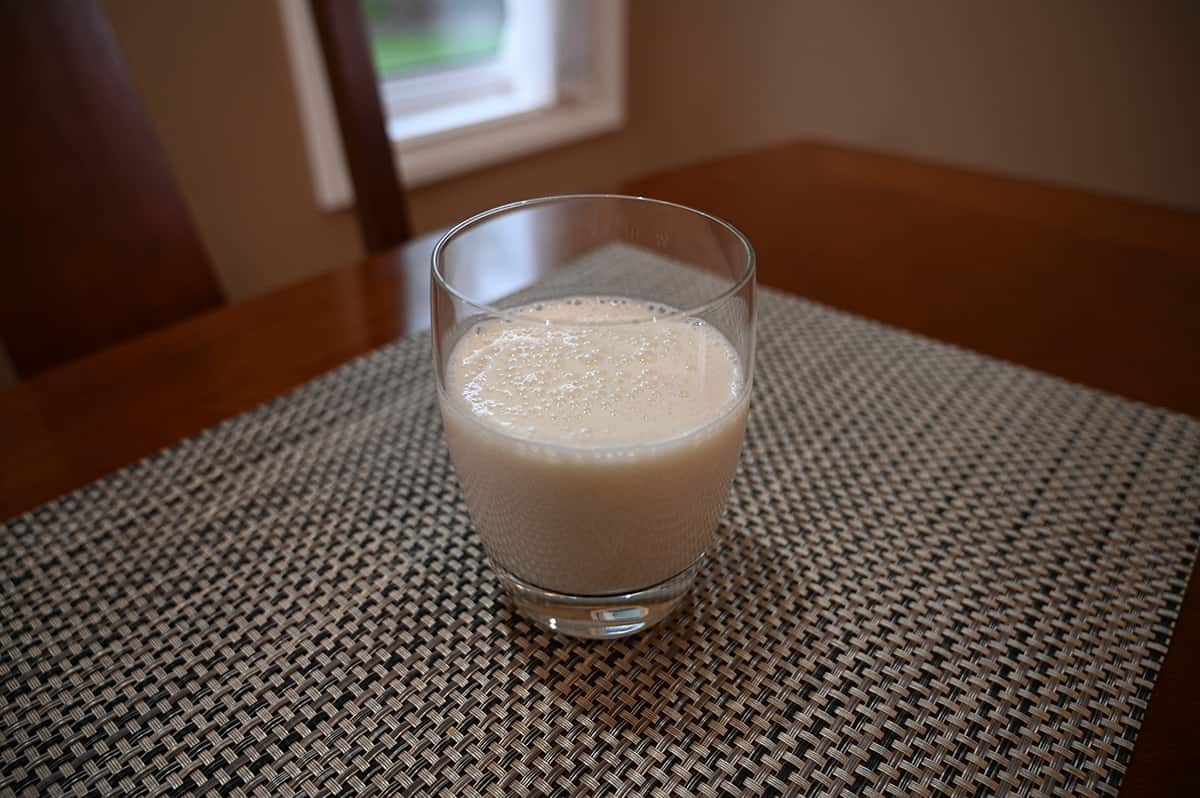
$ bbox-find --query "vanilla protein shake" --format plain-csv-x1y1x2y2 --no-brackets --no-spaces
439,296,749,595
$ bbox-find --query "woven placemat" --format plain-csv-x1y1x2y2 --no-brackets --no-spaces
3,281,1199,796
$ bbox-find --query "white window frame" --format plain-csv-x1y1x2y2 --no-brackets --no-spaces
278,0,626,210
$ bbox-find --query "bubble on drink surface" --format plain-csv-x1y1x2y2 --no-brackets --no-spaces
447,294,743,447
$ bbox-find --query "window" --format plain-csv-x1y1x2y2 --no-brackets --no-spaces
279,0,625,208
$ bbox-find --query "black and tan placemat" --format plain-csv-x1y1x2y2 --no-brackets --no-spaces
3,277,1198,796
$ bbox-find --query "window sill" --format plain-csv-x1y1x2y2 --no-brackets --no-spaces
392,93,623,188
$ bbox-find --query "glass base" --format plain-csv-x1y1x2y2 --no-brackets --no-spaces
497,558,703,639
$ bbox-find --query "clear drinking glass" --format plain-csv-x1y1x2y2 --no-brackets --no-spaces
431,195,755,638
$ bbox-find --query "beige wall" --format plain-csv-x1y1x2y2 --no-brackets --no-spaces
795,1,1200,210
104,0,1199,305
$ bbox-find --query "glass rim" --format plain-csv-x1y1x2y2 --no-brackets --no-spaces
430,193,756,326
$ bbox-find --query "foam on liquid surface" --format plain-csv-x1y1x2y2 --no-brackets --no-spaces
446,296,742,447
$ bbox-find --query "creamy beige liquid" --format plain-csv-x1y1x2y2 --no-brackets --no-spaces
440,296,749,595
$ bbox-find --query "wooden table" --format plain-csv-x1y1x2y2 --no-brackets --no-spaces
1,141,1196,795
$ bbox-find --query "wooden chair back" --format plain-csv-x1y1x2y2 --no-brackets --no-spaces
310,0,412,253
0,0,223,379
